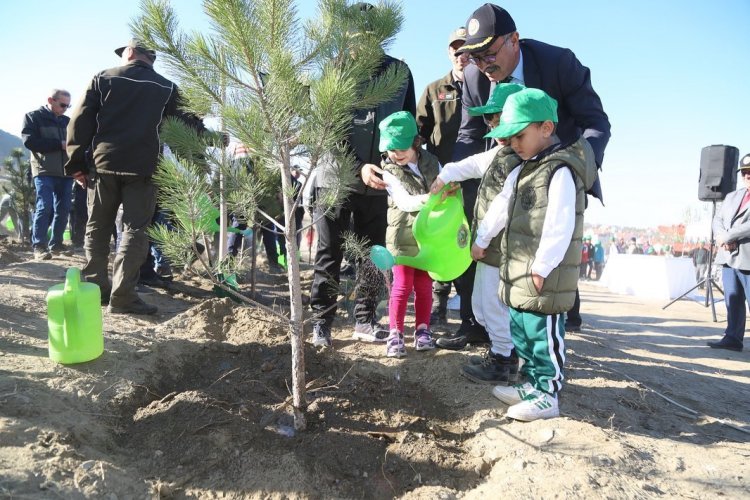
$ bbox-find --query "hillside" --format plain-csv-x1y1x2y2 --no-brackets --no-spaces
0,129,25,162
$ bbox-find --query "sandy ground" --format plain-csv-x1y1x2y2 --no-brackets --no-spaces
0,236,748,499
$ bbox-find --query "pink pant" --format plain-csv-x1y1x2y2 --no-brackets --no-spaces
389,265,433,333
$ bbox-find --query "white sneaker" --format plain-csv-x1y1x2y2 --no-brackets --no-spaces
352,321,389,343
506,391,559,421
492,382,535,405
385,330,407,358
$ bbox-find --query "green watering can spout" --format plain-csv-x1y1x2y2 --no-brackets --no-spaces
370,188,472,282
47,267,104,364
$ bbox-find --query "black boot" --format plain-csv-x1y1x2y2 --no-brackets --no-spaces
461,349,519,384
435,320,489,350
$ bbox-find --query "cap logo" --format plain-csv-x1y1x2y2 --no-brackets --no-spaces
743,156,750,167
468,18,480,36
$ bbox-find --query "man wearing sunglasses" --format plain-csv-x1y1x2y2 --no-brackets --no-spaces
22,89,74,260
438,3,611,347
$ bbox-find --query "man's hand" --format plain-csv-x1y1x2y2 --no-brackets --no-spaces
72,171,88,189
723,242,738,252
430,178,445,194
361,163,386,190
532,273,544,293
471,243,486,261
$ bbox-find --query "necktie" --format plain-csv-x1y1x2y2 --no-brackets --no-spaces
738,190,750,214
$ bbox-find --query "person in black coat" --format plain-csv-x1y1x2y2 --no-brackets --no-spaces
437,3,611,348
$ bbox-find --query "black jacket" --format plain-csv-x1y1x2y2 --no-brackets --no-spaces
348,54,416,196
66,60,201,177
454,39,611,201
22,106,69,178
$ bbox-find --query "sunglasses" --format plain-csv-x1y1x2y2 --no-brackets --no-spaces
467,34,512,65
54,99,71,109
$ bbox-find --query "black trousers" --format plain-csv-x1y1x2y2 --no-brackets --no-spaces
566,288,582,327
310,189,387,327
69,183,87,247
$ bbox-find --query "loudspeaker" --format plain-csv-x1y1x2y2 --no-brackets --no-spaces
698,145,739,201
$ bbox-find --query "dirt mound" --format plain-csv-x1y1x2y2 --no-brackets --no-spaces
0,236,24,266
98,338,481,499
156,297,289,345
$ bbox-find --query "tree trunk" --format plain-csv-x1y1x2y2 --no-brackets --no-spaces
279,156,307,430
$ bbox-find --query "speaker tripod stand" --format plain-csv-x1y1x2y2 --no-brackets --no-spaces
662,201,723,321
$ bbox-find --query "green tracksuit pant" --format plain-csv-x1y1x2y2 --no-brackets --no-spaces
509,308,566,394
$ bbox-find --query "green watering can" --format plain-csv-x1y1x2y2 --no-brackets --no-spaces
46,267,104,364
370,188,472,282
176,195,253,238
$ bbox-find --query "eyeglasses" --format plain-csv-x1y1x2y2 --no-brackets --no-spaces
741,170,750,177
467,34,512,65
54,99,71,109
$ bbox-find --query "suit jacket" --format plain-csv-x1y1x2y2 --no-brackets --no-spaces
713,188,750,270
453,38,611,200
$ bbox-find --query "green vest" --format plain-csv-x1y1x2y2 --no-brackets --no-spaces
383,150,441,257
472,146,521,268
499,138,597,314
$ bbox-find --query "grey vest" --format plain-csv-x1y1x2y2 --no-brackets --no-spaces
472,146,521,267
499,138,596,313
384,151,440,257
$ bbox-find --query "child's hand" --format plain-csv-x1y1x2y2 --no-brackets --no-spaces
430,178,445,194
471,243,486,261
531,273,544,293
442,182,460,199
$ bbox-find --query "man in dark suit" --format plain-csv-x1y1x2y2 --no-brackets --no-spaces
436,3,611,348
708,153,750,352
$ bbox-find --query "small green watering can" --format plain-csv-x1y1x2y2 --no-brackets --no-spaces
176,195,254,238
370,188,472,282
47,267,104,364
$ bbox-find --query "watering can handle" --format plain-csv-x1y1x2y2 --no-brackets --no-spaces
62,268,81,349
64,267,80,294
425,185,462,209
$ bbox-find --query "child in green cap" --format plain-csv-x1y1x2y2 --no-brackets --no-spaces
477,87,597,421
430,83,524,385
378,110,441,357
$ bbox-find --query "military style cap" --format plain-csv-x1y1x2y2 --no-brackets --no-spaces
448,27,467,46
738,153,750,171
456,3,516,54
468,83,525,116
379,111,418,152
114,38,156,61
485,88,558,139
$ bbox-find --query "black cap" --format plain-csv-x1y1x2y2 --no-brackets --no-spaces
114,38,156,61
456,3,516,54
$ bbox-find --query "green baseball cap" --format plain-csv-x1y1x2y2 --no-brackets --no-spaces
468,83,525,116
485,88,558,139
379,111,418,151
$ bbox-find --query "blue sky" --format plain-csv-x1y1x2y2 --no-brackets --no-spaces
1,0,749,228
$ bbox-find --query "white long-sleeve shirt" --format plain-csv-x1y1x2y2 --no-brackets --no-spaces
475,163,577,279
382,167,429,213
437,146,502,184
